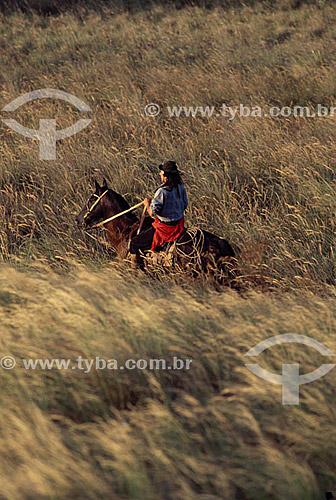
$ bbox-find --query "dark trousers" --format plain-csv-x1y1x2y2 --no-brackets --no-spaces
129,226,155,255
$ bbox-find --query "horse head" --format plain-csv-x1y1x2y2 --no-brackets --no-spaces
76,179,110,229
76,179,138,232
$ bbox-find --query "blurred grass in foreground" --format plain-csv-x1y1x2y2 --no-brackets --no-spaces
0,262,335,500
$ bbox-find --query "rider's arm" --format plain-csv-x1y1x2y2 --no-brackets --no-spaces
144,198,154,218
145,188,164,219
182,185,188,211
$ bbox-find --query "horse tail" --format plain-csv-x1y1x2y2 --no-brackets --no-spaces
216,237,239,286
218,237,235,258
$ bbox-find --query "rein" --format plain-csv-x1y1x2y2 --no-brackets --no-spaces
89,200,145,230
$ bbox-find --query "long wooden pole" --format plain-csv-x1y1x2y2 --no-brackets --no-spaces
91,201,144,229
136,205,148,235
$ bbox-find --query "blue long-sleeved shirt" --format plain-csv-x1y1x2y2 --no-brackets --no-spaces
150,183,188,223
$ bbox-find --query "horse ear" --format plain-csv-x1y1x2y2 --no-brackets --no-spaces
102,178,108,189
94,180,101,192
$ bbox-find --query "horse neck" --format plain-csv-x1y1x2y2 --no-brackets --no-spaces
104,190,136,221
103,190,138,255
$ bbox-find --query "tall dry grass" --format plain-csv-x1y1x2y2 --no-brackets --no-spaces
0,1,335,499
0,262,336,500
0,0,335,289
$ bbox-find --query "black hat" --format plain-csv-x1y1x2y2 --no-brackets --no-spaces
158,161,179,174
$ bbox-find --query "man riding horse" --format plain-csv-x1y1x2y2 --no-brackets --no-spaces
129,161,188,268
76,162,236,282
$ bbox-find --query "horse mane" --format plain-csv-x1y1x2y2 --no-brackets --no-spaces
106,189,138,223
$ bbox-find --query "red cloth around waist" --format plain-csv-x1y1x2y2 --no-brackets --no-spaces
151,217,185,251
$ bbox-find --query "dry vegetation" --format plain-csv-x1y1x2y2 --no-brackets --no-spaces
1,263,336,500
0,0,335,288
0,0,335,499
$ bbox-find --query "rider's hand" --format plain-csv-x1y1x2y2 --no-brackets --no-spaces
144,197,151,207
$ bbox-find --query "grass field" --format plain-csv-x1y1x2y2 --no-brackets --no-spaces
0,0,335,498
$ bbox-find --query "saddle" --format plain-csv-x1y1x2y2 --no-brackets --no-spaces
144,228,203,268
155,227,187,252
145,239,179,268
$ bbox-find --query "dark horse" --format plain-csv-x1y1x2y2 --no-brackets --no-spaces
76,179,236,280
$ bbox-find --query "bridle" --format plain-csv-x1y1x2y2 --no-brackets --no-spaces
82,188,145,231
83,190,108,221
